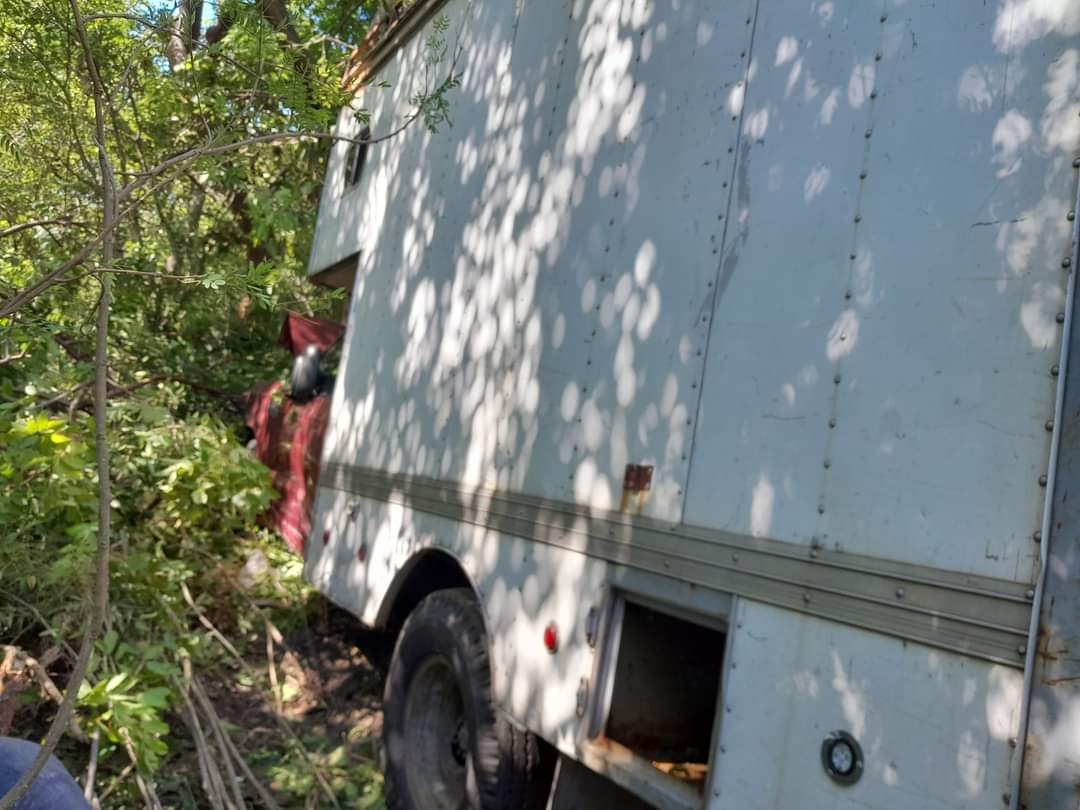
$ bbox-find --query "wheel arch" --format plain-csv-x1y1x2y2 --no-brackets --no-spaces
375,546,480,638
372,548,559,807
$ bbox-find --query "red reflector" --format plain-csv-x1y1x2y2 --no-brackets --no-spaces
322,529,331,545
357,543,367,563
543,622,558,653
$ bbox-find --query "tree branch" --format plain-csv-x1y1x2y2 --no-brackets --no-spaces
117,125,414,206
38,371,242,416
0,12,462,321
0,125,413,318
82,728,100,803
106,373,243,403
0,647,89,743
0,590,78,662
189,674,284,810
166,0,200,68
89,265,205,281
0,219,87,240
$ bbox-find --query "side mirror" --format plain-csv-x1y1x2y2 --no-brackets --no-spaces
289,345,321,403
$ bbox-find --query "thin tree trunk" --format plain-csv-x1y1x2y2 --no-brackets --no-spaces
167,0,202,68
0,0,115,804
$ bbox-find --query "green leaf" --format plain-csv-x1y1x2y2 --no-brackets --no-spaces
105,673,128,693
100,630,119,656
16,415,64,436
138,687,171,709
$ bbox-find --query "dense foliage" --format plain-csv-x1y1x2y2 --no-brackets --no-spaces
0,0,452,804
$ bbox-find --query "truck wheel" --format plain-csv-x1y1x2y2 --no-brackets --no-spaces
382,588,546,810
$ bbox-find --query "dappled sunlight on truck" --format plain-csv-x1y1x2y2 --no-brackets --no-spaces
301,0,1080,807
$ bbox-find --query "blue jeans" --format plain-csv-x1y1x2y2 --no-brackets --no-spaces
0,737,90,809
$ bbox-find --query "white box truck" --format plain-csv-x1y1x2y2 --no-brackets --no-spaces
302,1,1080,807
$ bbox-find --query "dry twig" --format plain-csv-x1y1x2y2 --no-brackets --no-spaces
266,620,283,714
172,589,341,808
0,645,88,742
82,728,100,803
176,657,286,810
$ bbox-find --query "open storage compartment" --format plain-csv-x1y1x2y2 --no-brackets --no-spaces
598,596,726,793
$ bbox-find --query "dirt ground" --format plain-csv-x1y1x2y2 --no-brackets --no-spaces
8,595,391,808
205,602,392,808
217,603,386,746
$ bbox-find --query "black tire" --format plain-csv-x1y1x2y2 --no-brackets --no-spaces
382,588,548,810
495,716,545,809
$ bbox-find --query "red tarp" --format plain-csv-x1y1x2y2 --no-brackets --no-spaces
277,311,346,357
243,311,344,553
246,381,331,554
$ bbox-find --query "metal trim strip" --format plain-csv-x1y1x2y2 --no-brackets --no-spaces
1012,159,1080,809
321,462,1033,668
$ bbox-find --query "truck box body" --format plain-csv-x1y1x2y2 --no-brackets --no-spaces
305,1,1080,807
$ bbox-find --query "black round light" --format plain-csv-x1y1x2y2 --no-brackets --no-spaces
821,730,863,786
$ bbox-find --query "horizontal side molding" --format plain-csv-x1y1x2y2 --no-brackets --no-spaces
322,463,1033,668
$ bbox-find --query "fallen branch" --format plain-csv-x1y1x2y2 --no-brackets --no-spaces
177,684,229,810
206,693,286,810
196,681,247,810
175,657,285,810
180,582,243,662
266,619,283,714
94,761,133,803
119,729,164,810
82,728,100,802
0,645,89,742
172,587,341,808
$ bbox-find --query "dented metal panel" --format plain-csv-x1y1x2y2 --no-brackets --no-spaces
682,0,880,550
